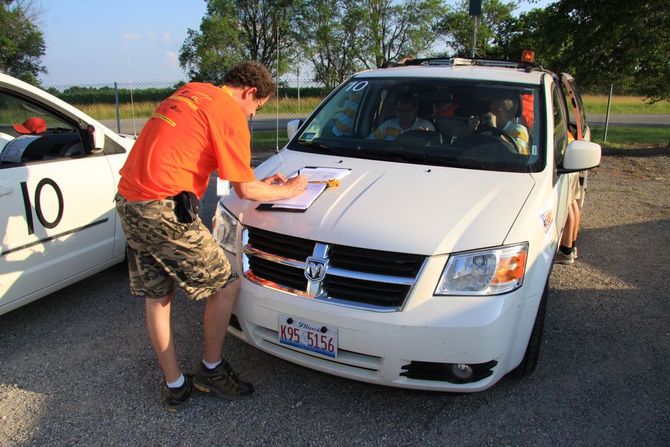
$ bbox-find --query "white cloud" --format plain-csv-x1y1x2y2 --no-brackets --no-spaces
123,31,143,41
145,31,172,44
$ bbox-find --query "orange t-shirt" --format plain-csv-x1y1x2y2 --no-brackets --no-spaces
118,83,256,201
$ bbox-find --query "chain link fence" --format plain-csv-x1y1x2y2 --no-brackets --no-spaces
582,83,670,148
44,80,669,150
44,80,330,150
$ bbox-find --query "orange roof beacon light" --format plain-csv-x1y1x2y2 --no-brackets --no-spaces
521,50,536,63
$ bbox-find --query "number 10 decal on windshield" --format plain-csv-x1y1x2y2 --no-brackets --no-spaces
20,178,64,234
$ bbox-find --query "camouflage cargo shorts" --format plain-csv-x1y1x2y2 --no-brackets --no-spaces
115,193,238,300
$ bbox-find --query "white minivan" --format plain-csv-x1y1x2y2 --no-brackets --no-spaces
0,74,134,316
214,57,601,391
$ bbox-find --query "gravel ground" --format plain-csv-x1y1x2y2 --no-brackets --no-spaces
1,148,669,446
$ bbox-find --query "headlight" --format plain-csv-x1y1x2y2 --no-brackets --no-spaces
435,243,528,296
212,203,239,254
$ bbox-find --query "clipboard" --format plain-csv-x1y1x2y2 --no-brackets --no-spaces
257,166,351,212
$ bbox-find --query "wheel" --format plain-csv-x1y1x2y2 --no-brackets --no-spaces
510,280,548,379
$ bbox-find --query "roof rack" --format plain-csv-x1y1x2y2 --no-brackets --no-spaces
395,56,542,73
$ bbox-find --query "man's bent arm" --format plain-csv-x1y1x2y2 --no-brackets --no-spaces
232,175,307,202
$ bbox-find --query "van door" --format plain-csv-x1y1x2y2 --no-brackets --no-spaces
561,73,591,205
561,73,591,142
550,81,573,235
0,91,117,309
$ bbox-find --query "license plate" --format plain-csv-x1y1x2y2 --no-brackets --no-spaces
278,315,338,358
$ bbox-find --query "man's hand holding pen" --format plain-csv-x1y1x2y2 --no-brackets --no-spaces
263,173,308,195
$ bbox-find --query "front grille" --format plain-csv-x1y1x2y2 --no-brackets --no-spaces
329,245,424,276
322,276,410,307
248,257,307,291
247,227,314,260
244,226,426,311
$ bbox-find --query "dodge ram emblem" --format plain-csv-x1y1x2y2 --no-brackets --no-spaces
305,257,327,282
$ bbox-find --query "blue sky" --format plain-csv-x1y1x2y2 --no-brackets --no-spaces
36,0,551,87
38,0,207,87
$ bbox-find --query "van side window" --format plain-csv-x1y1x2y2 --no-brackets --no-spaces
0,91,86,166
552,85,569,165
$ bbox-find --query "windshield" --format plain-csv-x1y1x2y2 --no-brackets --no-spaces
288,77,543,172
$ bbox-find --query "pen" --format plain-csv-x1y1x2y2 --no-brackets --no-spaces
308,179,341,187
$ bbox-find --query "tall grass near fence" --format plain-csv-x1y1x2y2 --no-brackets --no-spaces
70,91,668,148
75,96,326,121
591,126,669,148
582,95,670,115
78,95,669,121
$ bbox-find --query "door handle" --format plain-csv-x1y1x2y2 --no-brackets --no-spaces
0,185,13,197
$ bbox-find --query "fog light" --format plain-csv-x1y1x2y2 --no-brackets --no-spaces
451,363,474,380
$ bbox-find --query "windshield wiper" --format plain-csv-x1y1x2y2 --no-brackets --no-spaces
348,146,421,162
296,139,331,151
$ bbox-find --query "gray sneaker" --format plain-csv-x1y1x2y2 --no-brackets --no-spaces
165,374,193,413
193,359,254,399
554,250,575,265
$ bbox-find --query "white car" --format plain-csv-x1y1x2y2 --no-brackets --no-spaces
214,56,601,391
0,73,134,316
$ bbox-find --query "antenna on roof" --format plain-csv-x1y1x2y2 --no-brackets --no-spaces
123,31,138,136
469,0,482,58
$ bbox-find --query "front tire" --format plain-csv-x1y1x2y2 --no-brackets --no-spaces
511,280,548,379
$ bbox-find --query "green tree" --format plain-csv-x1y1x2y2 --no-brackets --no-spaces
0,0,46,84
299,0,447,86
559,0,669,102
509,0,670,101
297,0,365,88
437,0,518,58
179,0,303,83
358,0,447,68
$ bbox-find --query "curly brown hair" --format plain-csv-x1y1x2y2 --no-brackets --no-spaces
223,61,276,99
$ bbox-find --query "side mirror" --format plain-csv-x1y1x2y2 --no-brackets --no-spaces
558,140,601,174
286,119,303,140
85,123,106,153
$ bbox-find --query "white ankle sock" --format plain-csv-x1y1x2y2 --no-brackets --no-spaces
167,373,185,389
203,359,222,370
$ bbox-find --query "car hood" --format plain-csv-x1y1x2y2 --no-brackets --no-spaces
222,151,535,255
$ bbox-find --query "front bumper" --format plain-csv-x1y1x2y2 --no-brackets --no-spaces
229,274,541,392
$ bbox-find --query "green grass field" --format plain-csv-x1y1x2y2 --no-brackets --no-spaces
252,130,289,150
74,95,668,148
591,126,669,148
76,95,670,120
582,94,670,115
75,97,326,121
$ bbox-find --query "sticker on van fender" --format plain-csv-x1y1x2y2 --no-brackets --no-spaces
539,208,553,233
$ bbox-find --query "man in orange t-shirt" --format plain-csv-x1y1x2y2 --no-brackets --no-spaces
115,61,306,412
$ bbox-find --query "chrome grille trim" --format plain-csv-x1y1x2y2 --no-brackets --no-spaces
242,227,426,312
243,245,305,269
325,266,416,286
243,244,415,286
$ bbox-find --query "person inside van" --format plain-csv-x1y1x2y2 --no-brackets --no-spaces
480,95,530,155
368,91,434,141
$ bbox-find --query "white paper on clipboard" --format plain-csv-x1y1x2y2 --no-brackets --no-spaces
299,166,351,182
267,182,327,209
261,166,351,211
